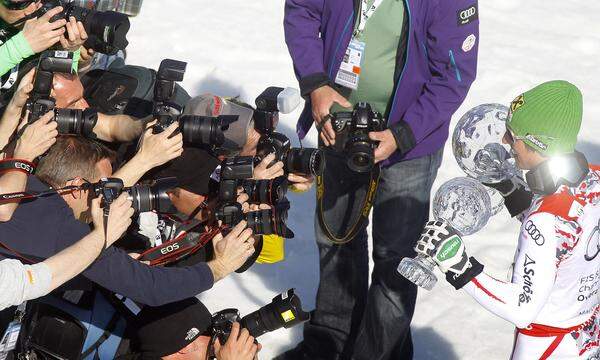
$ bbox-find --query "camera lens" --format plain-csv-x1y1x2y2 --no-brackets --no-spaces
65,4,130,54
240,289,310,338
285,148,325,176
243,177,288,204
127,178,177,213
246,202,294,238
246,209,272,235
347,140,374,173
180,115,218,146
54,108,82,135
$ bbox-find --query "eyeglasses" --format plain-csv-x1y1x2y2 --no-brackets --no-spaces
504,129,518,145
504,128,556,147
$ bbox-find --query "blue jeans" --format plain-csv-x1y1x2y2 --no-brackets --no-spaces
301,149,443,360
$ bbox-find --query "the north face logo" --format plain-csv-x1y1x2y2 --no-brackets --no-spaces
185,327,200,341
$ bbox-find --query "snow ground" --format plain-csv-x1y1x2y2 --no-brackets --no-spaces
126,1,599,359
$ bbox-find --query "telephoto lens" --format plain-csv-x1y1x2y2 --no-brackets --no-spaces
256,132,325,176
54,108,98,137
209,289,310,345
126,177,178,213
179,115,239,148
64,1,130,54
285,147,324,176
242,177,288,205
240,289,310,338
245,201,294,238
39,0,130,54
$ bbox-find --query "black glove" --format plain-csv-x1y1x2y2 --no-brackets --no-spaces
483,177,533,218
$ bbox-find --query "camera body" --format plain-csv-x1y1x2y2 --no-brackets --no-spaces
331,102,385,173
210,288,309,345
89,177,177,213
26,51,99,138
152,59,239,150
256,132,324,176
218,156,255,203
26,50,72,124
38,0,130,54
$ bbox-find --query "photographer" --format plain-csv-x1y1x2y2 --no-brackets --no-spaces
281,0,479,359
119,298,260,360
0,193,133,310
0,134,255,311
0,70,55,221
0,1,86,83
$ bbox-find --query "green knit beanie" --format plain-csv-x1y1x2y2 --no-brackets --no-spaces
506,80,583,156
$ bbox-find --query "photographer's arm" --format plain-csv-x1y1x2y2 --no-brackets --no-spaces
44,194,132,289
93,113,146,143
0,194,133,310
113,121,183,186
78,221,253,306
0,32,33,77
0,69,34,151
0,7,67,77
0,111,58,221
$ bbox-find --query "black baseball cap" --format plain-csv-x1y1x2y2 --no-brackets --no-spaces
150,147,220,195
135,298,213,358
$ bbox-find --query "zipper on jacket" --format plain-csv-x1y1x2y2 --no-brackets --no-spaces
328,14,354,78
449,50,462,82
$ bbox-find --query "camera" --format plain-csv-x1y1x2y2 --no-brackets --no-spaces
217,156,255,203
215,200,294,238
331,102,385,173
152,59,239,150
211,288,309,344
89,177,177,213
37,0,130,55
54,108,98,137
26,50,72,124
256,132,324,176
214,157,294,238
242,176,288,205
254,87,301,135
25,51,99,138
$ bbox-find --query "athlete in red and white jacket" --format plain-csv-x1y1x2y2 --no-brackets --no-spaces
417,80,599,359
419,166,600,359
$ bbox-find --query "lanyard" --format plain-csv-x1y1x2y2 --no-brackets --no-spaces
355,0,385,36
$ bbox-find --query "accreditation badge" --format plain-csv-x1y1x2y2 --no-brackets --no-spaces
334,39,365,90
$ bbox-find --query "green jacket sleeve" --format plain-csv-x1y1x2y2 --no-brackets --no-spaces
0,31,34,77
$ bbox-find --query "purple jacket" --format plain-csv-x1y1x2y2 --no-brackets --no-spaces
284,0,479,165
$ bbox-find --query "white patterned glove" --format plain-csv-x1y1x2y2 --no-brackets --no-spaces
416,220,484,289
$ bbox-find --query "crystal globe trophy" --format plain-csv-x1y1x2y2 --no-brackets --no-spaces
397,177,494,290
397,104,522,290
452,103,520,183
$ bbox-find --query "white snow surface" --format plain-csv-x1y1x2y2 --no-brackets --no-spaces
126,1,599,359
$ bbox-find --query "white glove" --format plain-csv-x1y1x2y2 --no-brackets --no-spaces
415,220,471,276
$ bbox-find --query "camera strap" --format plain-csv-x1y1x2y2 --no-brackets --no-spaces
316,163,381,244
0,159,35,175
0,184,80,203
136,223,222,266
